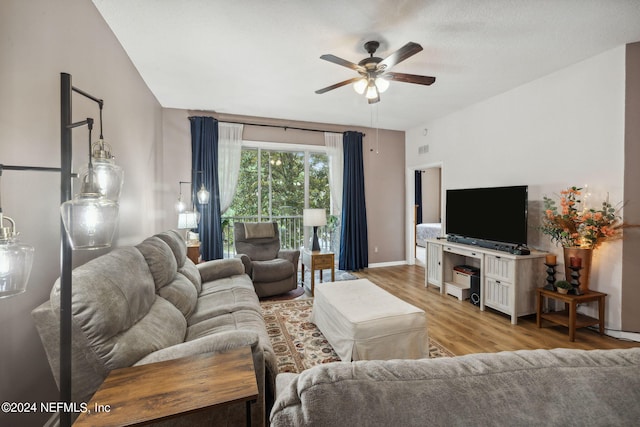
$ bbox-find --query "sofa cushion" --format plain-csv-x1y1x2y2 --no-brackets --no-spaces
200,273,254,297
180,258,202,293
136,236,177,290
155,229,188,268
158,274,198,318
188,286,262,326
252,259,295,282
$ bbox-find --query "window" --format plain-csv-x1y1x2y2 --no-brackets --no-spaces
223,142,335,255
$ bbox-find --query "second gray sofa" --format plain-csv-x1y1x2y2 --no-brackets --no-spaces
271,347,640,426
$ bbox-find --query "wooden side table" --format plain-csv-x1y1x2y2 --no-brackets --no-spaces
187,243,200,264
301,249,335,296
536,287,607,342
74,346,258,427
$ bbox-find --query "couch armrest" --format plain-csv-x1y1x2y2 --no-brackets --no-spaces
277,249,300,268
235,253,253,275
275,373,299,398
197,258,245,282
134,330,259,366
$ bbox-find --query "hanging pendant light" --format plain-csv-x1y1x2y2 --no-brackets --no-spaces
197,183,210,204
0,180,35,299
60,119,119,250
78,106,123,202
195,171,210,204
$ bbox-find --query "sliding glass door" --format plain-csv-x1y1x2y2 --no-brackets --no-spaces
223,143,335,256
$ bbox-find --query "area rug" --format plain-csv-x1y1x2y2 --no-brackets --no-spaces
261,299,454,374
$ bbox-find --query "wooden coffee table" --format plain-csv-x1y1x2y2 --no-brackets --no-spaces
74,346,258,426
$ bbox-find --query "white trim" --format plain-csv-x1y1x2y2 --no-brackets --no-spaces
602,328,640,342
368,260,408,268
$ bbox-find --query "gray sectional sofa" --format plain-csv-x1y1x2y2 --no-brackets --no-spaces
32,230,276,426
271,347,640,426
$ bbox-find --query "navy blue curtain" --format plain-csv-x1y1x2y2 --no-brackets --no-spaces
190,116,223,260
415,171,423,224
339,131,368,271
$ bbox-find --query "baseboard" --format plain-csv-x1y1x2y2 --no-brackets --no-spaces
602,328,640,343
368,260,408,268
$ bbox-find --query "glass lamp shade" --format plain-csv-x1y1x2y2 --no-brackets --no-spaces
175,197,186,213
79,159,124,202
0,237,34,299
353,78,367,94
375,77,389,93
365,84,378,99
178,211,199,229
197,184,210,204
60,194,119,250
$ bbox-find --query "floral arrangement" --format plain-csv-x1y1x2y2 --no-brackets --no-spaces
541,186,623,249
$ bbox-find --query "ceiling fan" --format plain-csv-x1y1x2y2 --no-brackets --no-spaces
315,41,436,104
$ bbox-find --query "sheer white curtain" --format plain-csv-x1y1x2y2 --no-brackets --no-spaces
324,132,343,215
218,122,244,214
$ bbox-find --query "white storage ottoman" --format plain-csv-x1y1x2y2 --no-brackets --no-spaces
311,279,428,361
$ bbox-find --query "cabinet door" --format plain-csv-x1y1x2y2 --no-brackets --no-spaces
426,242,442,288
485,277,512,314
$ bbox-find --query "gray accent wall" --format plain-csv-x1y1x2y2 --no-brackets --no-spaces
0,1,163,425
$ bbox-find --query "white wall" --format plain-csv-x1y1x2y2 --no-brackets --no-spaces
406,46,626,330
0,1,163,425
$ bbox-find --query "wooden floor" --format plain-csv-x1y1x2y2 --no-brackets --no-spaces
352,264,640,356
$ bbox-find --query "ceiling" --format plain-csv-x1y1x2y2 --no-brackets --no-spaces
92,0,640,131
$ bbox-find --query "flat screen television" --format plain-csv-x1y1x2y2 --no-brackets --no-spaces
445,185,528,247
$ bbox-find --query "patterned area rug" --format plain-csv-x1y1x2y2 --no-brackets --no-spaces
261,299,454,374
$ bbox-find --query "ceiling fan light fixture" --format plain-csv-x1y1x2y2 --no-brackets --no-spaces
375,77,390,93
353,78,367,94
365,83,378,100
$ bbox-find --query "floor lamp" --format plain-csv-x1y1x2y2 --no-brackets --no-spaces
0,73,122,427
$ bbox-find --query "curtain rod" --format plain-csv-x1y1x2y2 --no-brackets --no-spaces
221,120,365,137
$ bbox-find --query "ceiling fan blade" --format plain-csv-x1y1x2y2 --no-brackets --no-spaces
315,77,362,94
319,54,365,72
378,42,423,71
384,72,436,86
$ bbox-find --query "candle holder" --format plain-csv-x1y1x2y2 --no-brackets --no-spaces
569,265,583,295
544,263,557,290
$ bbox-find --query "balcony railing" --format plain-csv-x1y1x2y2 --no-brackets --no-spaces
221,215,340,258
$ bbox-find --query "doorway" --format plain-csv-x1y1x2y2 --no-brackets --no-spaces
407,163,443,266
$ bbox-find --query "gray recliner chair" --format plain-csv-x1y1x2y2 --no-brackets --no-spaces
234,222,300,298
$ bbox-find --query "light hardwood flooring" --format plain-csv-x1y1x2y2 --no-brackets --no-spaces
350,264,640,356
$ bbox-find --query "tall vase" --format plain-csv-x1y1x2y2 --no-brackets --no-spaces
563,247,593,293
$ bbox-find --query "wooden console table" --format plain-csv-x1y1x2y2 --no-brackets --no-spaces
74,346,258,426
301,249,335,296
536,287,607,342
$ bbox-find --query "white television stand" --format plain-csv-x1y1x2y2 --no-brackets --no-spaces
426,239,547,324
